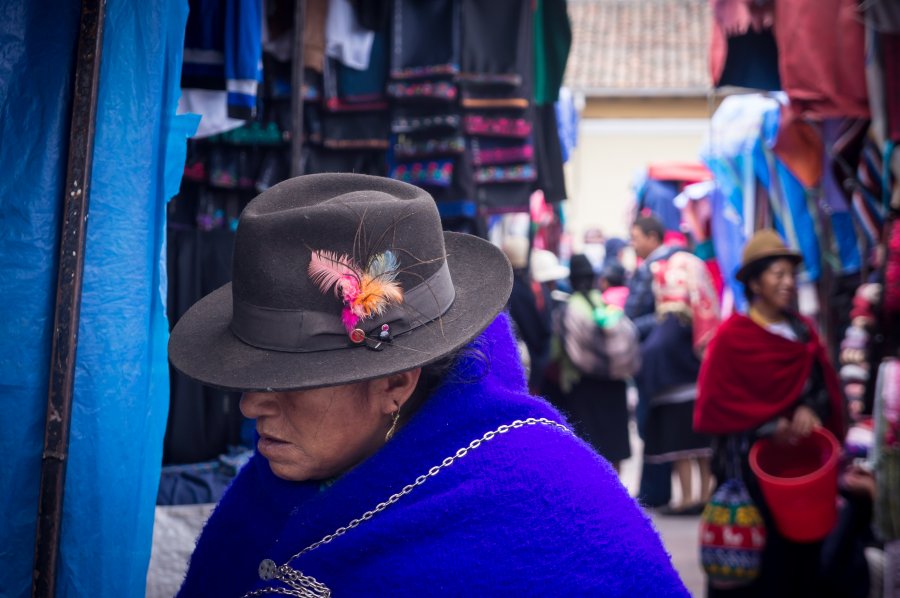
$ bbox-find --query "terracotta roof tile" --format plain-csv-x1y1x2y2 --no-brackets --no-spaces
564,0,710,95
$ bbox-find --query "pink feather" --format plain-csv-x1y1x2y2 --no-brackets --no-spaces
341,308,360,332
308,251,359,298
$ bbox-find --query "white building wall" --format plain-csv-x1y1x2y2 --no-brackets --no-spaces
565,118,709,249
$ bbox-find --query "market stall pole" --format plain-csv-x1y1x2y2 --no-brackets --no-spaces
290,0,307,177
31,0,106,595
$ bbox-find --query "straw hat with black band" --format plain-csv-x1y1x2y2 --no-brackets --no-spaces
168,173,513,392
735,229,803,284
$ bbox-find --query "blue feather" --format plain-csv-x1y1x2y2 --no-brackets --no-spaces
367,250,400,281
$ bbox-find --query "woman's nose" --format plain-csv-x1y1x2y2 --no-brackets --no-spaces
240,392,280,419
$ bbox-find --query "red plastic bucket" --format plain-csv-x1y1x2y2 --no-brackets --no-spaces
749,427,840,542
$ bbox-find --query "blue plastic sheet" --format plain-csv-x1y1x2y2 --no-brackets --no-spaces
0,1,195,595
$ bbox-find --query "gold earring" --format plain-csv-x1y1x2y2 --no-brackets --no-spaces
385,408,400,441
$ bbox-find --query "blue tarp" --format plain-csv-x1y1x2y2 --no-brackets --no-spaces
0,1,196,595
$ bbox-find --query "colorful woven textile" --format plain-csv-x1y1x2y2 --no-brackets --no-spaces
471,141,534,166
387,80,457,102
390,114,460,134
394,135,465,159
651,251,721,355
699,478,766,589
389,160,454,187
464,116,531,138
474,164,536,184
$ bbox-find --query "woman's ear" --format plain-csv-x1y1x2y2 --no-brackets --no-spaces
748,279,760,299
371,368,422,415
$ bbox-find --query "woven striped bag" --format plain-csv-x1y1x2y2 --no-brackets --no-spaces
699,441,766,589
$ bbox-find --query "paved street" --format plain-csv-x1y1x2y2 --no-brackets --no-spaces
620,417,705,597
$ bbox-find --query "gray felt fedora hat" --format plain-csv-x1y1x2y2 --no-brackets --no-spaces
168,173,513,392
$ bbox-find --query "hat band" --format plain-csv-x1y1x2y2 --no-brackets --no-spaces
230,261,456,352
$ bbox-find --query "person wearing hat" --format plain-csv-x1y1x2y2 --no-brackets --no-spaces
169,174,688,597
695,229,846,597
553,254,640,473
531,248,571,287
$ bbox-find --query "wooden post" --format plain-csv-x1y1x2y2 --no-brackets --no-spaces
32,0,106,595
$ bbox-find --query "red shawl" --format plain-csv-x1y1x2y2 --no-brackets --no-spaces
694,313,845,437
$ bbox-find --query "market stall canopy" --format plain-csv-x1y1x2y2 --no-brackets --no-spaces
647,161,712,184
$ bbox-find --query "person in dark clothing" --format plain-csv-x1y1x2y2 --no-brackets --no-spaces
626,215,680,507
530,248,571,414
555,255,638,472
503,237,552,394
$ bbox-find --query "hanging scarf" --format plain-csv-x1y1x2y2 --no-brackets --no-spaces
694,313,845,437
652,251,721,355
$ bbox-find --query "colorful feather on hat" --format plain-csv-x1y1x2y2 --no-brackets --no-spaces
308,249,404,334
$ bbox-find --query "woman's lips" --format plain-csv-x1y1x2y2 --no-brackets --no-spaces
258,435,290,455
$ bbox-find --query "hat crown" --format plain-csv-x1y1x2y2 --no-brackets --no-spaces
742,229,785,260
233,174,444,313
168,173,514,390
530,249,569,283
740,229,799,267
736,229,802,283
501,237,529,270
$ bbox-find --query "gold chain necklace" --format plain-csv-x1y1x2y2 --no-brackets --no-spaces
240,417,572,598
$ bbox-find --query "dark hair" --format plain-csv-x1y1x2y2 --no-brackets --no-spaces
600,262,626,288
632,215,666,243
400,338,490,426
742,256,781,304
568,254,596,294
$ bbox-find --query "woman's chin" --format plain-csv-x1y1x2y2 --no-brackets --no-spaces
267,460,310,482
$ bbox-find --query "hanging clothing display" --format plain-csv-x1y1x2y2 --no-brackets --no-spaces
180,0,264,138
387,0,470,214
533,0,571,106
710,27,781,91
701,0,900,419
324,0,375,71
390,0,459,79
774,0,869,121
458,0,538,212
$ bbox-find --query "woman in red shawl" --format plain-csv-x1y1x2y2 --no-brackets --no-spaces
695,230,845,598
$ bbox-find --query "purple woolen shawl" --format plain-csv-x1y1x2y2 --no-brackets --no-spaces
178,314,689,597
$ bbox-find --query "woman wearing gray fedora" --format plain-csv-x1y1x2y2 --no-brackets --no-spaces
169,174,688,597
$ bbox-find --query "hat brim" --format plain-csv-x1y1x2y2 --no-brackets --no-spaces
735,250,803,284
168,232,513,392
533,265,570,283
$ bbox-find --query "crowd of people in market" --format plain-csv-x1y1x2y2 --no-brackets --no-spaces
503,213,889,597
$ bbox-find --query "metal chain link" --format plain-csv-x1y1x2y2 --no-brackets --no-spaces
241,417,570,598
